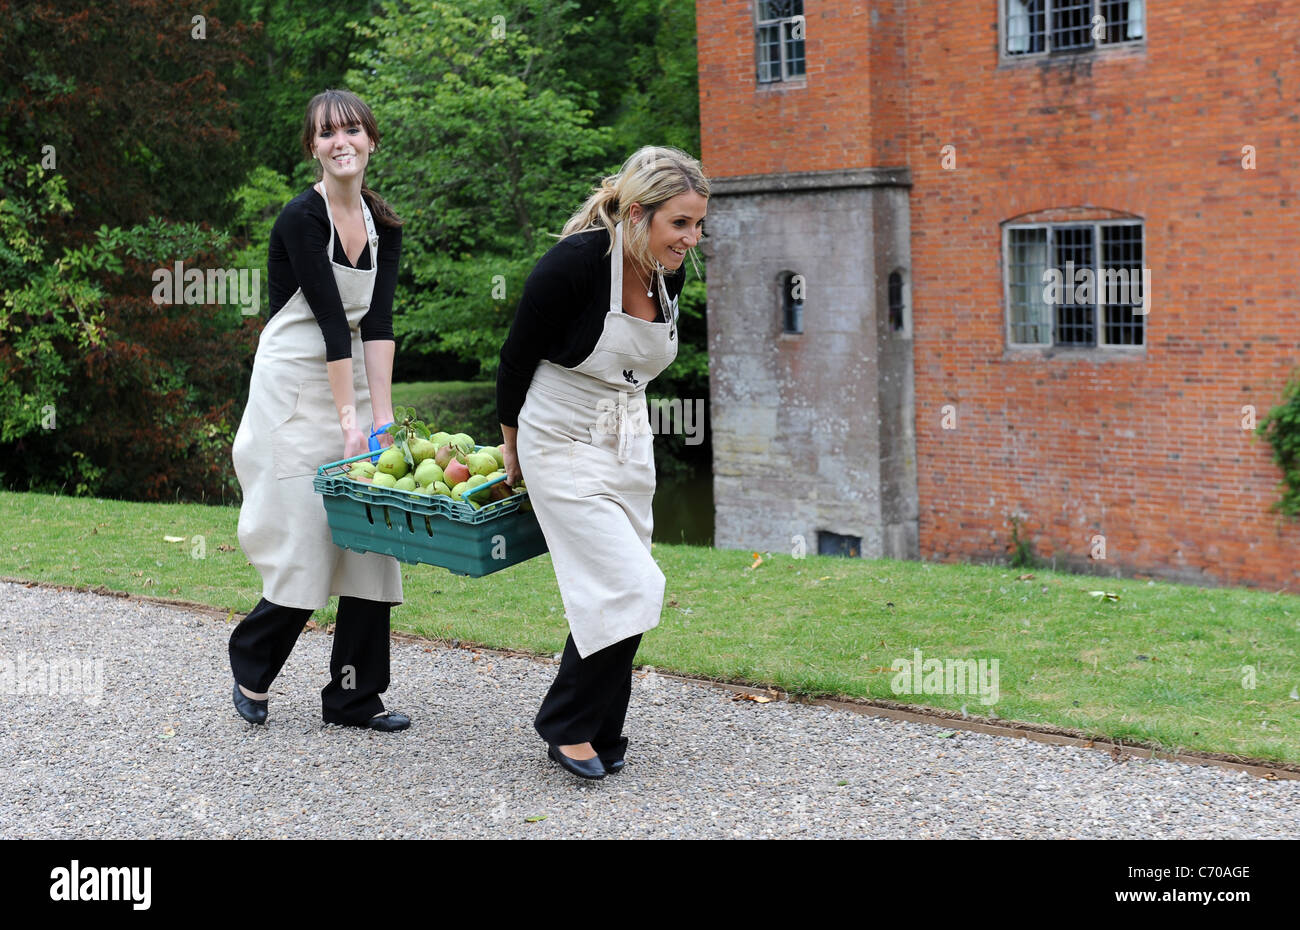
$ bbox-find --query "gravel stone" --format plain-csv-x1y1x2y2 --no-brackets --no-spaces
0,581,1295,838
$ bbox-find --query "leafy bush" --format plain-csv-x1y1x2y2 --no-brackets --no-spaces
1257,370,1300,519
0,142,253,501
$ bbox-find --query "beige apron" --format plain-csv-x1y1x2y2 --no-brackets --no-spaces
515,221,679,657
231,184,404,610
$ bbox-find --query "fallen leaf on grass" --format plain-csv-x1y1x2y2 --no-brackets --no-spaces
1017,573,1034,580
217,543,235,552
1088,591,1120,601
304,620,319,632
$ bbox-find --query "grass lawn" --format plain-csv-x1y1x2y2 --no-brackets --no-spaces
390,380,491,410
2,490,1298,765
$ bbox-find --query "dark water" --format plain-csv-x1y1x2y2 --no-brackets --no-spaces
652,462,714,546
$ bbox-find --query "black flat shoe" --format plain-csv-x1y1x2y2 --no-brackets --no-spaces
595,737,629,775
232,680,267,725
547,744,606,780
365,711,410,732
323,710,411,731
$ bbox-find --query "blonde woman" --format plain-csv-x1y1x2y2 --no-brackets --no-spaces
496,147,709,779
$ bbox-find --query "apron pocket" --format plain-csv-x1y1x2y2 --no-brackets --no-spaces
570,431,656,499
269,379,338,480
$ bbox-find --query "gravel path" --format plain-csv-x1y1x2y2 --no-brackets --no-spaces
1,580,1295,839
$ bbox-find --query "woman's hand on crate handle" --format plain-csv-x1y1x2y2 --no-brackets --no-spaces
500,424,522,487
343,427,369,460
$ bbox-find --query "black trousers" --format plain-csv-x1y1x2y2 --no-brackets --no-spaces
534,632,642,756
229,595,392,724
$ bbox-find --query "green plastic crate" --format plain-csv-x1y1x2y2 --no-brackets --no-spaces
313,449,548,577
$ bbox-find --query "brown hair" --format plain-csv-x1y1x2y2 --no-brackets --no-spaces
300,89,404,228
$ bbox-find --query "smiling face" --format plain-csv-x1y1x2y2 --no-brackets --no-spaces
631,190,708,271
310,105,373,182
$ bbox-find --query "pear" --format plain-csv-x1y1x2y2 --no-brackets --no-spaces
450,481,470,500
465,452,497,477
409,437,439,465
443,459,471,485
350,461,377,478
449,433,475,454
489,445,505,469
429,431,452,451
395,475,418,491
414,459,444,487
413,485,434,496
433,481,451,496
434,444,457,469
376,446,408,479
373,472,398,488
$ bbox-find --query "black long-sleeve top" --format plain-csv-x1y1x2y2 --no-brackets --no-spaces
496,226,686,429
267,187,400,362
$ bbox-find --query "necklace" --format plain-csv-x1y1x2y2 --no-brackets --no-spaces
630,259,656,298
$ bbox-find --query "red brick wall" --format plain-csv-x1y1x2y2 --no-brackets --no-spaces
697,0,1300,589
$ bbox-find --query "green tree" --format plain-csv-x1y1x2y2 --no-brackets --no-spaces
351,0,615,372
227,0,385,180
0,0,253,234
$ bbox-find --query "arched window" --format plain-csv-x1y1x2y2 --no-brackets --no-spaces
780,270,804,334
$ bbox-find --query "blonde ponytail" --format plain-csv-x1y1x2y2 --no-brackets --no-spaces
555,146,710,277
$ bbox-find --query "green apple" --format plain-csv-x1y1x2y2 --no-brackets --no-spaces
372,472,398,488
395,475,417,491
376,446,408,479
414,459,443,487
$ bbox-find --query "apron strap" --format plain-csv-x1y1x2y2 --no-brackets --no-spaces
610,220,623,312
